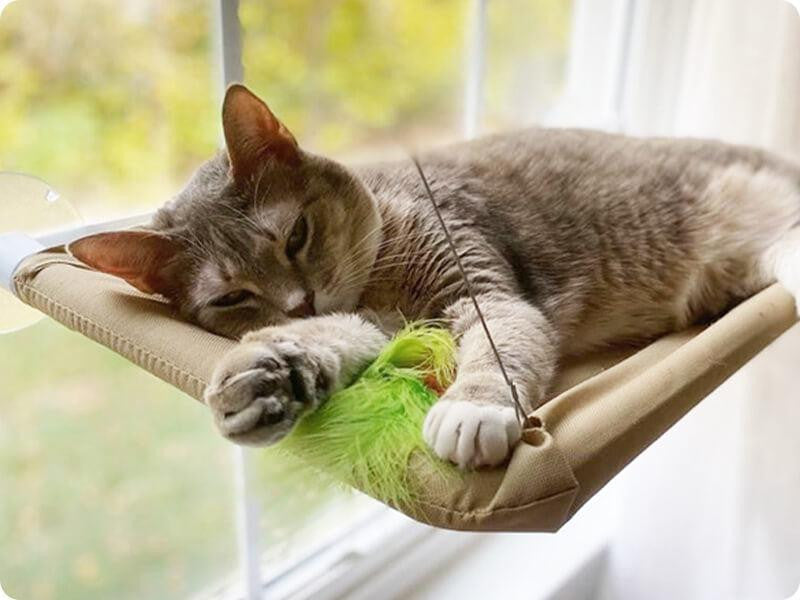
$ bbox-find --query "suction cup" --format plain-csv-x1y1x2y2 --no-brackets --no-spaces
0,172,82,333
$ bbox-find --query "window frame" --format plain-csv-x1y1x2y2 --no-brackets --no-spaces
0,0,637,597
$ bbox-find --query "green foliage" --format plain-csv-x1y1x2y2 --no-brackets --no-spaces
0,0,218,197
0,321,237,600
241,0,466,150
0,0,569,215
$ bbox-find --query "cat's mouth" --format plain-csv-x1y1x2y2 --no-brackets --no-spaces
287,290,317,319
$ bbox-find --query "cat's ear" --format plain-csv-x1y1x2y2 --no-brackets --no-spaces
68,230,184,297
222,84,299,180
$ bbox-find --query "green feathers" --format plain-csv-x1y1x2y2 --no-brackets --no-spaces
275,324,457,508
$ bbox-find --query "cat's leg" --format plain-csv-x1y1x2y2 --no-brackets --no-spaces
762,227,800,315
204,314,387,445
424,292,559,469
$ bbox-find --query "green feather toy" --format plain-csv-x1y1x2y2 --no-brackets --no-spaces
275,324,459,509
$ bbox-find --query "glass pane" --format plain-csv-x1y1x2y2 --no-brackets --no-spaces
0,320,238,599
240,0,469,160
1,0,576,594
0,173,81,334
0,0,217,221
240,0,572,160
253,454,380,572
485,0,572,130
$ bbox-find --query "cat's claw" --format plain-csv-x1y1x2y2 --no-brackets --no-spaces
204,336,330,446
423,400,521,469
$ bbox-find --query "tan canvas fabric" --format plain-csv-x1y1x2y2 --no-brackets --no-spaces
12,249,799,532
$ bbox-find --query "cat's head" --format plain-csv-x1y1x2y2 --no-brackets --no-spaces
69,85,381,338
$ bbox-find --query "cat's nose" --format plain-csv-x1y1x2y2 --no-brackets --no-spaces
287,291,316,319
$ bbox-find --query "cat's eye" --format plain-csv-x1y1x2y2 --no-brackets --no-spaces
210,289,255,308
286,215,309,258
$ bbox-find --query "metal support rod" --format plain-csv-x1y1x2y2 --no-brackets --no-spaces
463,0,488,139
213,0,244,90
212,2,263,599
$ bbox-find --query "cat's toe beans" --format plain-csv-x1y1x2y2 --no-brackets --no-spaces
206,344,284,406
205,343,309,444
259,397,287,425
216,397,266,436
423,400,521,469
214,393,300,445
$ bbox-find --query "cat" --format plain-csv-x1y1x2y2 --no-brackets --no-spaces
69,84,800,469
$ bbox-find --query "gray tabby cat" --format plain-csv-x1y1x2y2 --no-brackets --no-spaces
70,85,800,469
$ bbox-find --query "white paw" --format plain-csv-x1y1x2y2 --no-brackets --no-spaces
423,400,522,469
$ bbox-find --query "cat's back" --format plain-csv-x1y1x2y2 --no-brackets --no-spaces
356,127,793,214
354,127,800,349
428,127,790,195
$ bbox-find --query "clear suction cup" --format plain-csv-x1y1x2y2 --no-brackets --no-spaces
0,172,83,334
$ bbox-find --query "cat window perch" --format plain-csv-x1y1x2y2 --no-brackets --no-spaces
1,227,797,532
3,0,800,536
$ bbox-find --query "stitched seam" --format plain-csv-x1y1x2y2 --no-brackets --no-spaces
15,279,208,392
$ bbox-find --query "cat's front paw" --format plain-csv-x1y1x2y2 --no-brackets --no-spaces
423,399,522,469
204,334,334,446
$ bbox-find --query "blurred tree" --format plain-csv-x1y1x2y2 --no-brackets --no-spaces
0,0,569,205
240,0,466,151
0,0,217,195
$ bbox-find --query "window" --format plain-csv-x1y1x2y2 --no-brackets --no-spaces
239,0,571,158
0,1,574,598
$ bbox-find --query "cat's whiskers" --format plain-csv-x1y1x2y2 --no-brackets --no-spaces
371,230,433,257
329,233,431,298
180,231,217,262
334,259,418,295
324,225,385,288
348,225,383,254
252,168,268,205
339,231,382,268
220,204,265,235
370,255,419,270
326,245,372,284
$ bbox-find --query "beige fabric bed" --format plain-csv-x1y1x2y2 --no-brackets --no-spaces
12,247,799,532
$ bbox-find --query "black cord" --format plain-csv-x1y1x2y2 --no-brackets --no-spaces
410,156,527,427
